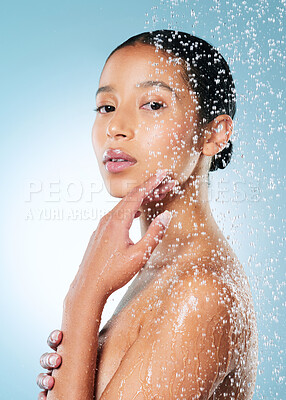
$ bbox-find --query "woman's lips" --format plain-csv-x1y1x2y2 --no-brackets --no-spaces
104,160,136,173
103,148,137,173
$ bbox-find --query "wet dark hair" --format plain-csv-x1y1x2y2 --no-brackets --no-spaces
106,30,236,172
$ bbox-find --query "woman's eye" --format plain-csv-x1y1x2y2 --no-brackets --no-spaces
94,105,115,114
94,102,166,114
142,101,166,111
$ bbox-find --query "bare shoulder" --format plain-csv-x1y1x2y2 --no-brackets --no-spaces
100,268,237,399
138,263,240,355
145,260,256,369
99,260,258,399
158,265,239,336
160,261,238,314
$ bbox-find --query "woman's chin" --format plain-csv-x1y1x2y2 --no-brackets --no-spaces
104,178,139,198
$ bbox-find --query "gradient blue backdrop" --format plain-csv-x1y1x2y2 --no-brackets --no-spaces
0,0,285,398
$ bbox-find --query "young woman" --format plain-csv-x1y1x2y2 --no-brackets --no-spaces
37,30,258,399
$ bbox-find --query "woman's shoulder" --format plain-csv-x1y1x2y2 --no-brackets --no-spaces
136,260,245,381
161,262,236,317
158,254,255,340
155,256,257,366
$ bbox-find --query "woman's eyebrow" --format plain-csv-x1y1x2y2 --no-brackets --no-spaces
96,85,113,97
96,80,179,99
136,80,179,99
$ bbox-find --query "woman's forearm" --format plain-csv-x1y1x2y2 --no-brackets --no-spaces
43,172,170,399
47,289,107,400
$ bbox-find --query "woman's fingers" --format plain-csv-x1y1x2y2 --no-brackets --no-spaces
141,179,176,205
131,210,173,263
37,332,62,398
47,329,63,350
36,372,54,390
40,352,62,369
114,169,170,229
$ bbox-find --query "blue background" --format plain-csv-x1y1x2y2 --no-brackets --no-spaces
0,0,285,398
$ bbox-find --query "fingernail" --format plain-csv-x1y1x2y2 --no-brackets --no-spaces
157,210,172,228
49,354,58,367
43,375,51,389
161,180,176,191
50,330,59,343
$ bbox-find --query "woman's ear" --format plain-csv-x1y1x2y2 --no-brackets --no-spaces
202,114,233,156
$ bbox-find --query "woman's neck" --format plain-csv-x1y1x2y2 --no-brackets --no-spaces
139,167,221,270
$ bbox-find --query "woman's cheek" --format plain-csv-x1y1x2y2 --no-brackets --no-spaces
152,129,185,170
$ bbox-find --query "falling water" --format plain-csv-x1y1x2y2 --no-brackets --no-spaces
140,1,285,399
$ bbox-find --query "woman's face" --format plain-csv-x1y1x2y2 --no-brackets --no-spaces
92,44,203,198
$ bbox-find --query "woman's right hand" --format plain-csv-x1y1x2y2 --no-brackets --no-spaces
37,330,63,400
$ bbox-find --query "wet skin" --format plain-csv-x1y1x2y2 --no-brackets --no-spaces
37,44,258,399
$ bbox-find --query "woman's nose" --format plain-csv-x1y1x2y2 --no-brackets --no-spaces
106,111,135,140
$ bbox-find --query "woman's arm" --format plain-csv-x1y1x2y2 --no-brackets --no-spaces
46,287,107,399
39,169,175,400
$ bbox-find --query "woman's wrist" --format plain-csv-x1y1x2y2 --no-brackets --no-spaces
64,273,109,311
62,288,107,334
